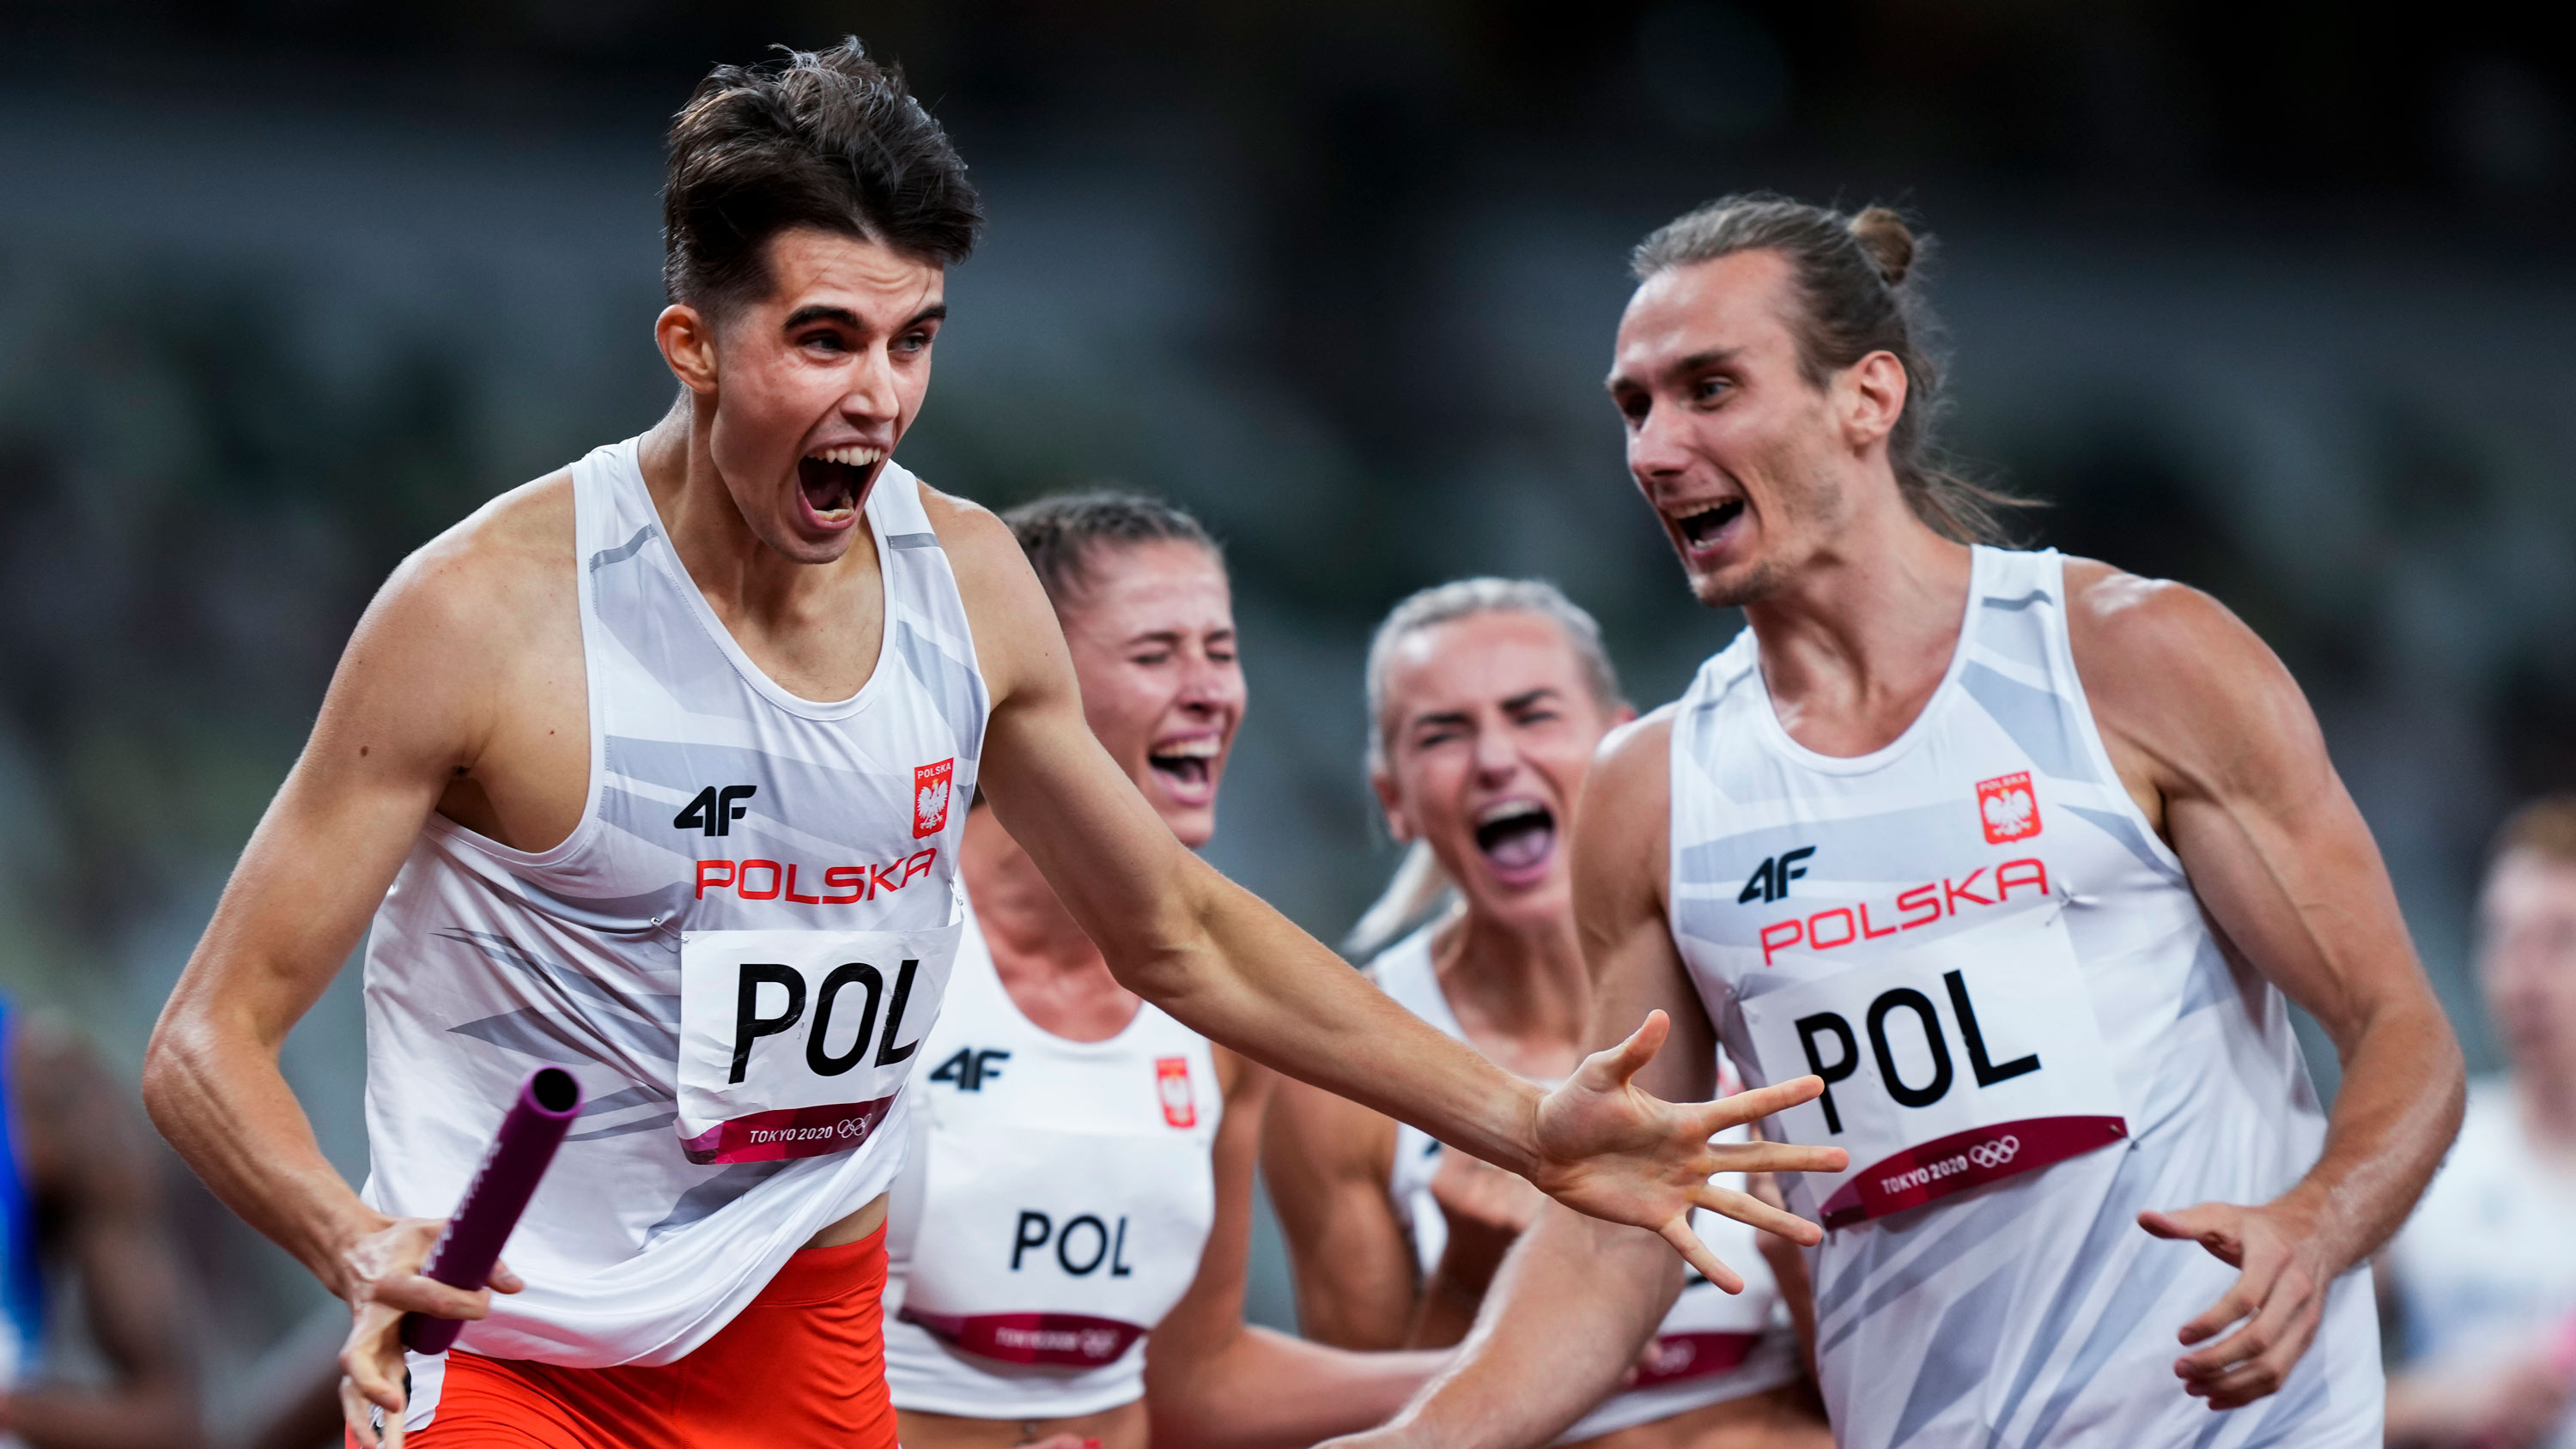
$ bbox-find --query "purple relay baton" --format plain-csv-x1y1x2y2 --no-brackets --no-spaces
399,1066,584,1355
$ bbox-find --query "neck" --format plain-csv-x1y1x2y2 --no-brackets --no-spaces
1739,482,1974,755
1433,897,1592,1062
635,394,862,622
960,805,1139,1040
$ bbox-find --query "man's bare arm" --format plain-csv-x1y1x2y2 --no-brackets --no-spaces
2070,565,2465,1410
1,1020,202,1449
142,488,568,1445
1330,713,1833,1449
933,493,1838,1268
1145,1053,1446,1449
1258,1076,1422,1351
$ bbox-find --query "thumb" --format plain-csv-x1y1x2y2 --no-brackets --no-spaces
1586,1010,1671,1089
489,1258,526,1295
2138,1203,2241,1264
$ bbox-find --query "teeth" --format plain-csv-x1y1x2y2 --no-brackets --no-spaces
1475,797,1547,827
811,446,884,468
1152,738,1221,761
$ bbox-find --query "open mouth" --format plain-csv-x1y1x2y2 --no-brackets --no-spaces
1473,797,1557,879
1148,736,1222,803
796,446,884,526
1672,498,1747,553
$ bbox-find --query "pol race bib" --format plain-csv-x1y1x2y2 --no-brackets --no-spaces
676,924,962,1164
1741,903,2129,1228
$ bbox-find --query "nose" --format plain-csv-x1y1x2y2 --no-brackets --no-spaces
1174,646,1244,719
1471,719,1519,786
841,341,902,426
1627,397,1695,487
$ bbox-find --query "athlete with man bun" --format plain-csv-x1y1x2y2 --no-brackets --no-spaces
1327,196,2464,1449
884,492,1438,1449
1267,577,1827,1449
137,45,1836,1449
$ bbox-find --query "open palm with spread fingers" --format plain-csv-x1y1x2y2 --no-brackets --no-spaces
1528,1010,1847,1291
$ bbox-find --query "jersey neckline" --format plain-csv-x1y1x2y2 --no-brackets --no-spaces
963,895,1163,1055
1737,543,1990,778
618,438,902,724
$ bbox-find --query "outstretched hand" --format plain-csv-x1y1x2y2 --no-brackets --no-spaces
338,1215,523,1449
1528,1010,1847,1291
2139,1197,2338,1410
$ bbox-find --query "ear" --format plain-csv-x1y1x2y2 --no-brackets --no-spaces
655,304,721,396
1835,349,1909,453
1370,767,1413,845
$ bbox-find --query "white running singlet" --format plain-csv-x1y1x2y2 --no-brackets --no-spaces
2385,1078,2576,1449
1666,547,2382,1448
884,904,1221,1418
1372,928,1799,1442
360,438,988,1430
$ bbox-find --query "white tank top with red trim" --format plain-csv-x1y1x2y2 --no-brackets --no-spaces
1372,926,1799,1441
882,901,1222,1418
1665,545,2381,1447
359,438,987,1431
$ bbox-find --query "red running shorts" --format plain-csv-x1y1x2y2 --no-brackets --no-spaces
366,1228,895,1449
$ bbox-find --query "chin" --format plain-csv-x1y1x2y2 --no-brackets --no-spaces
1466,874,1571,926
1687,555,1787,609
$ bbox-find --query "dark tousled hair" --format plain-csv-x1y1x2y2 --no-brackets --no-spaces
1002,490,1223,608
1631,194,2026,544
663,39,982,318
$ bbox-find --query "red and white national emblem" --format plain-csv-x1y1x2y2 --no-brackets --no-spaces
1976,771,2041,845
913,759,955,839
1155,1057,1197,1128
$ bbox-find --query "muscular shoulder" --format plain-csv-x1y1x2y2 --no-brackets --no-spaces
2061,556,2320,797
385,470,575,632
1583,705,1674,847
914,476,1061,700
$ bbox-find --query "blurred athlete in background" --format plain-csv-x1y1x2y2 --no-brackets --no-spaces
1267,578,1828,1449
1327,195,2463,1449
0,997,200,1449
886,493,1439,1449
2384,796,2576,1449
140,42,1830,1449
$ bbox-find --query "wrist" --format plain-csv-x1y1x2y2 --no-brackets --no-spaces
2263,1181,2359,1270
313,1199,398,1298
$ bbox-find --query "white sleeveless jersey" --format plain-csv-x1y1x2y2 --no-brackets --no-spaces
1372,929,1799,1442
359,439,988,1429
2386,1080,2576,1449
1666,546,2382,1448
883,903,1222,1418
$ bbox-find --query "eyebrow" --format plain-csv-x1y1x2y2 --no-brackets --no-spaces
1502,687,1563,711
1605,345,1741,393
1122,624,1236,647
1406,708,1474,734
781,301,951,332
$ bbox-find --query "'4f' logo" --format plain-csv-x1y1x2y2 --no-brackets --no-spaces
1738,845,1816,905
676,785,757,837
928,1047,1011,1091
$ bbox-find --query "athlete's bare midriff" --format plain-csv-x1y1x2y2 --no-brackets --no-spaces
898,1395,1147,1449
807,1192,889,1249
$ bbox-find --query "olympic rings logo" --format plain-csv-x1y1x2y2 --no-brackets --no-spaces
1966,1135,2021,1170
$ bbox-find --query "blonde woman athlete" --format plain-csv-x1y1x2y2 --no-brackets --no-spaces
885,494,1438,1449
1267,579,1829,1449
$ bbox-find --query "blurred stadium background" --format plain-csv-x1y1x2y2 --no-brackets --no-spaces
1,0,2569,1430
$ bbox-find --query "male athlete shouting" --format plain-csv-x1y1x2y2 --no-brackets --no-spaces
138,49,1838,1449
1337,197,2462,1447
